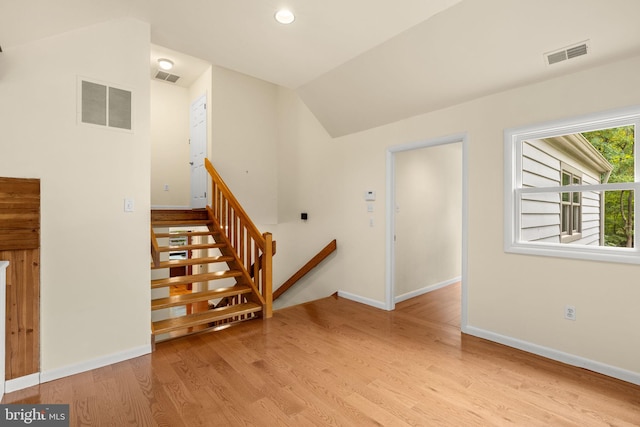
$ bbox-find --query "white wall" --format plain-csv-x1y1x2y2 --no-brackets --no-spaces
150,80,190,207
0,18,151,376
211,66,278,225
271,88,345,309
394,143,462,298
271,55,640,380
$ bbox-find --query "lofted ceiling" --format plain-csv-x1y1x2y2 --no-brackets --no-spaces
2,0,640,136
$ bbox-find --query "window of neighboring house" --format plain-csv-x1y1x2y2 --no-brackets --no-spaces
505,106,638,264
560,165,582,243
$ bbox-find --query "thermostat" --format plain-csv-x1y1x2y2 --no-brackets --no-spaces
364,190,376,201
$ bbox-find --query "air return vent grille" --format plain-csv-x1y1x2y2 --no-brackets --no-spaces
154,70,180,83
545,41,589,66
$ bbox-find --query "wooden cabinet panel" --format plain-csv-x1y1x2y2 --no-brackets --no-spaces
0,178,40,251
0,250,39,379
0,177,40,380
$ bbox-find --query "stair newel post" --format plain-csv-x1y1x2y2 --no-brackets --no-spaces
263,232,273,318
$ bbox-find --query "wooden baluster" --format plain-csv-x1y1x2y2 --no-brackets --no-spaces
239,223,245,266
263,232,273,318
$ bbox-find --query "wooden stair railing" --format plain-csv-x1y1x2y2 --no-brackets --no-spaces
150,209,264,340
205,158,274,318
273,239,337,301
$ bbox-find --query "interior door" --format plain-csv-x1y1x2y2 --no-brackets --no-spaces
190,94,208,209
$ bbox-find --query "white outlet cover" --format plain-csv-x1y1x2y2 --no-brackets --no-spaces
564,305,576,321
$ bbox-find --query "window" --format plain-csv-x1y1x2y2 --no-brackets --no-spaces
560,165,582,242
505,107,639,264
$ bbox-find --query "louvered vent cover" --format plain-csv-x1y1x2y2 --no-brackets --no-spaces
154,70,181,83
545,41,589,66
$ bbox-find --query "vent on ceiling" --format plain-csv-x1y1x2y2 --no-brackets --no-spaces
545,41,590,66
154,70,180,83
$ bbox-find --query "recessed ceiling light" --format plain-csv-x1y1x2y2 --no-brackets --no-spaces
275,9,295,24
158,58,174,71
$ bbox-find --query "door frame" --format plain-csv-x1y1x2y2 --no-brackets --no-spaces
385,132,469,331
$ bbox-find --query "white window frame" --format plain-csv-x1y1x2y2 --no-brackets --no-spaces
559,164,582,243
504,106,640,264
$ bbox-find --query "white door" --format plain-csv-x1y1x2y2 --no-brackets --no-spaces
190,94,207,209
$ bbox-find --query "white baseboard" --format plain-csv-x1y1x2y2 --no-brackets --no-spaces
5,373,40,393
395,276,461,304
40,344,151,385
464,325,640,386
337,290,388,310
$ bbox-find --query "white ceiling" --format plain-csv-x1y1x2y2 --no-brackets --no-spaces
0,0,461,89
3,0,640,136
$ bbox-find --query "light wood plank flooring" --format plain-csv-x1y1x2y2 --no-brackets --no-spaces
3,283,640,426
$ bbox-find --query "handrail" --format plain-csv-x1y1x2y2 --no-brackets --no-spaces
205,159,266,249
273,239,337,301
205,158,273,318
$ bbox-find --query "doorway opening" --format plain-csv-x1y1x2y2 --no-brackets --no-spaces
385,133,468,330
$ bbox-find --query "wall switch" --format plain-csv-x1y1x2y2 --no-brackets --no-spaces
564,305,576,321
124,198,135,212
367,203,374,213
369,217,374,227
164,184,169,191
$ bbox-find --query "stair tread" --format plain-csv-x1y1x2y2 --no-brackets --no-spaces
152,220,213,227
159,243,225,252
151,255,234,270
151,270,243,288
151,285,251,310
152,302,262,335
154,230,219,238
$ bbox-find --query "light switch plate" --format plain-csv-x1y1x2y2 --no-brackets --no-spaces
124,198,135,212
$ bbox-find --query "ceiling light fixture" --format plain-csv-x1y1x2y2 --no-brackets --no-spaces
157,58,174,71
275,9,295,24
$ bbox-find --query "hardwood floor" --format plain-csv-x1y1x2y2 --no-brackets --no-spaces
3,283,640,426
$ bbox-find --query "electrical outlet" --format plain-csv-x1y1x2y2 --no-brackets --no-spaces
564,305,576,321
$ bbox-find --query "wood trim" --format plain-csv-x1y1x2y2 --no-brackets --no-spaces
0,249,40,380
273,239,337,301
0,178,40,251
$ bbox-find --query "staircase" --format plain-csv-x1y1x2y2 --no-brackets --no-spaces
150,159,273,342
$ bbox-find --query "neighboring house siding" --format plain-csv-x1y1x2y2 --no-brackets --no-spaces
521,139,603,245
522,141,561,243
581,174,601,245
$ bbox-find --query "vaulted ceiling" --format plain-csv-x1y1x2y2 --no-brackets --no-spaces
2,0,640,136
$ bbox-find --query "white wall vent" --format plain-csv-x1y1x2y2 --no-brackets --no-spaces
79,79,132,131
154,70,181,83
545,40,590,66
